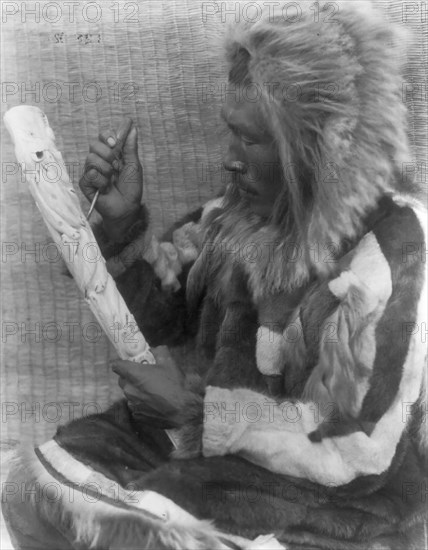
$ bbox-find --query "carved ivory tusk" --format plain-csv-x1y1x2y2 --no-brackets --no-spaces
4,105,156,365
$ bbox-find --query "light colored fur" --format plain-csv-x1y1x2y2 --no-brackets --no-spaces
190,1,414,304
4,448,235,550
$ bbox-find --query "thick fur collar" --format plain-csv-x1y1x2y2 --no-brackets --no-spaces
194,1,415,301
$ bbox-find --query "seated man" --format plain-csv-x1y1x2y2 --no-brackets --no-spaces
3,2,427,549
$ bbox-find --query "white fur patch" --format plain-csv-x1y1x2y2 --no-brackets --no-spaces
256,326,285,376
172,222,200,265
39,440,197,523
304,232,393,416
348,232,393,305
328,271,360,300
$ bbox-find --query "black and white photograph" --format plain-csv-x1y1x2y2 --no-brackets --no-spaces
1,1,427,548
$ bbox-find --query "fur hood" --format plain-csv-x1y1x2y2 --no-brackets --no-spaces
191,1,414,302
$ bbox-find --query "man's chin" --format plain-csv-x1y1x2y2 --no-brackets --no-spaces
245,199,271,219
228,185,271,219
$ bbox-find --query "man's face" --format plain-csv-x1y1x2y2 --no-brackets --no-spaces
221,90,284,218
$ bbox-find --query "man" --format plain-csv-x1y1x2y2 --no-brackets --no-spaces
3,2,427,549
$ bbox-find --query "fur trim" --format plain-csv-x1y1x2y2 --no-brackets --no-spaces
3,446,287,550
190,1,415,302
256,326,285,376
3,447,216,549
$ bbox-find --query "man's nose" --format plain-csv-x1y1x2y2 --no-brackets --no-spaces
222,137,247,174
223,160,247,173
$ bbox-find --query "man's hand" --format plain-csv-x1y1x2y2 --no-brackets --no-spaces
111,347,193,429
79,118,143,239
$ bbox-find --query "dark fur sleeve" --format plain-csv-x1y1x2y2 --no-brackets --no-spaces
91,205,150,260
115,259,196,347
94,205,204,347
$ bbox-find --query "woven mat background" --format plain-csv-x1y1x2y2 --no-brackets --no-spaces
1,0,426,447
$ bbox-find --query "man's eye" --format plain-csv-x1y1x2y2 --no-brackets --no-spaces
241,136,256,146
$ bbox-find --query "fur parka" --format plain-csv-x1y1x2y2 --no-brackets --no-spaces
2,2,427,550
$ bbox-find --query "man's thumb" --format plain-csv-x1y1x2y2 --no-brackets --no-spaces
122,125,140,164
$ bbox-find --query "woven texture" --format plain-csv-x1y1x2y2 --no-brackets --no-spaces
1,0,426,446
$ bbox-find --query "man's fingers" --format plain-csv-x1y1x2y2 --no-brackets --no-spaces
80,168,110,199
123,384,146,402
89,141,118,165
151,346,175,367
98,118,133,159
85,153,114,178
122,125,139,164
111,359,139,376
115,117,133,149
81,155,114,197
151,346,185,380
111,359,156,385
99,128,118,149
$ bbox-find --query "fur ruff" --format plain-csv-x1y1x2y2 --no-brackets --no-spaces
189,1,415,304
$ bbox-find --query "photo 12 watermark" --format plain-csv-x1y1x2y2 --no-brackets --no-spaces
2,479,141,505
201,1,341,24
1,81,141,104
2,2,140,24
1,401,104,424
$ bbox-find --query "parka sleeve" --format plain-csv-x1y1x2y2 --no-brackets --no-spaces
90,197,223,347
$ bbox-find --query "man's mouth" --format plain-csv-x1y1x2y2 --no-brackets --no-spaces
235,179,258,197
238,186,258,198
